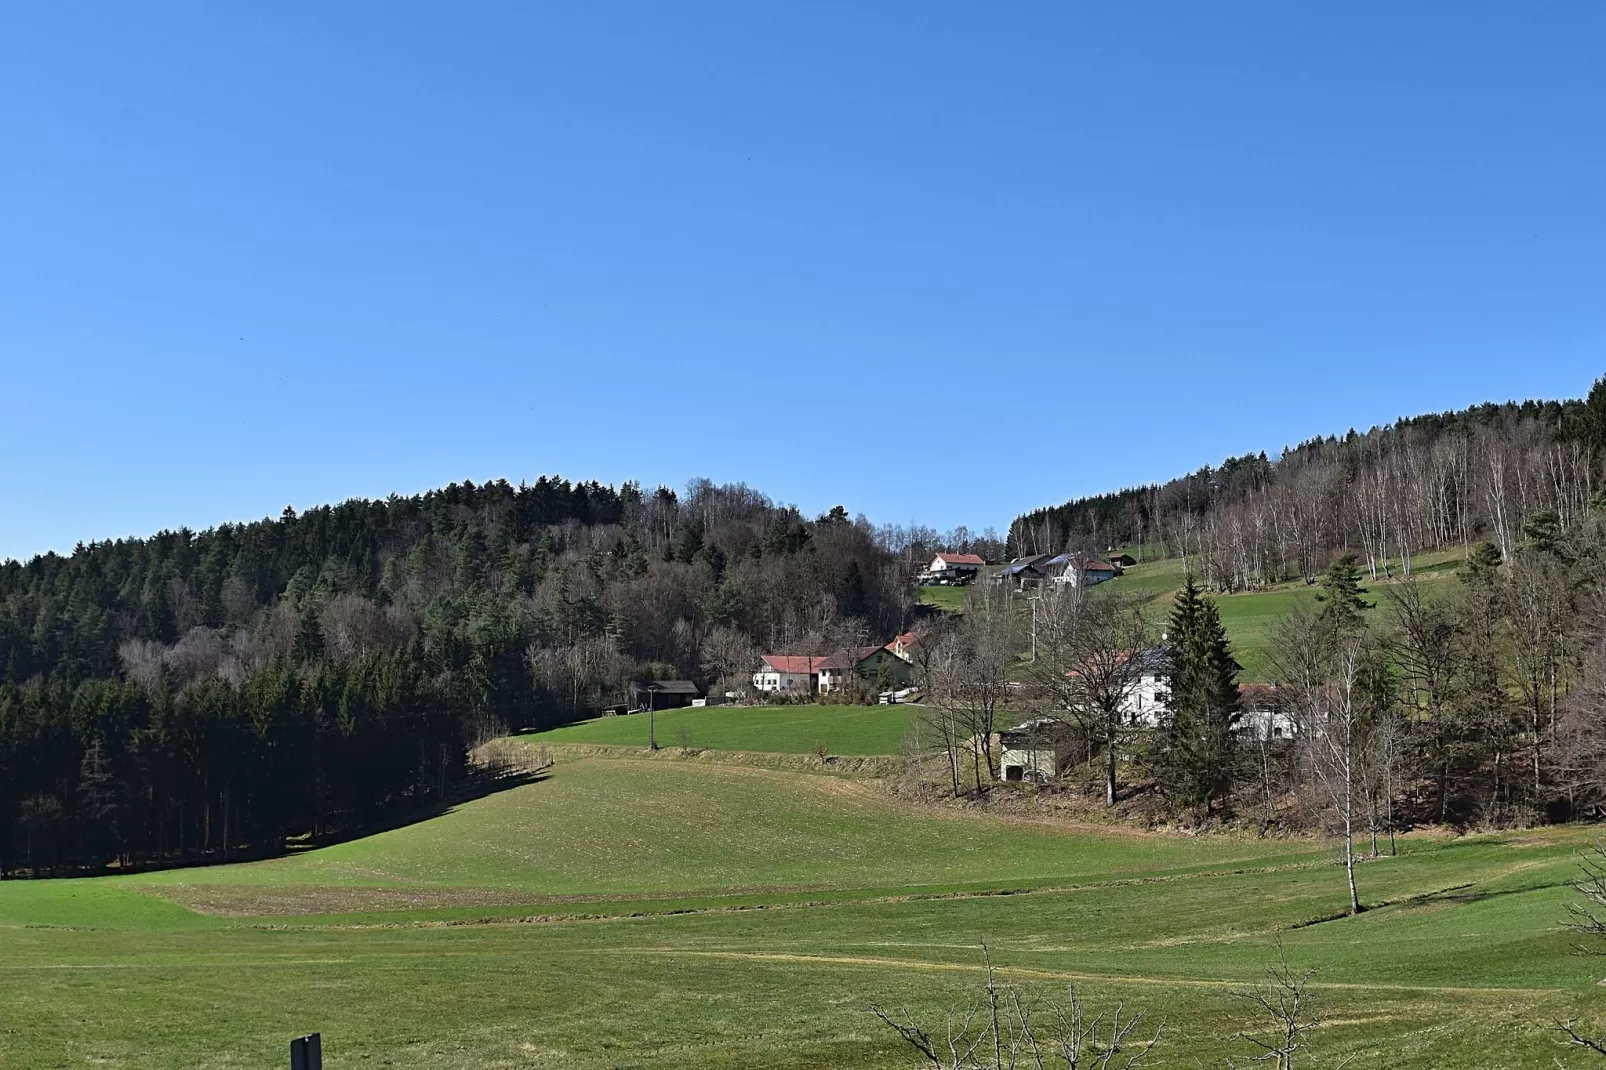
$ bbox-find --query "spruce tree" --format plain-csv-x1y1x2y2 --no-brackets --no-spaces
1316,552,1371,633
1159,578,1242,815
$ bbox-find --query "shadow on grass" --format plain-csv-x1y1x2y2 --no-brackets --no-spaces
10,769,551,882
286,768,552,855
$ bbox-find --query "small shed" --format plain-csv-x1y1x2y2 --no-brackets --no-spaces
997,717,1072,783
1107,552,1137,568
631,680,702,711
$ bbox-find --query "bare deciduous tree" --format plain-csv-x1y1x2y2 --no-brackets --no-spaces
1551,844,1606,1056
1032,588,1153,806
873,946,1161,1070
1313,637,1366,915
699,624,758,699
925,587,1020,792
1231,944,1331,1070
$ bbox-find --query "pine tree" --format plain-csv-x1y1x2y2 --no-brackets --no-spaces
76,737,117,867
838,561,869,620
1159,579,1242,815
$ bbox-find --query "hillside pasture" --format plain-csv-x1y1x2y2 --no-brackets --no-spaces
1095,549,1465,680
915,582,970,611
517,703,920,756
0,755,1601,1068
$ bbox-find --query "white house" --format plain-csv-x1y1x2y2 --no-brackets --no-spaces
1113,669,1294,738
1119,658,1169,728
752,654,822,694
1236,684,1297,741
927,552,985,577
1051,553,1120,588
885,631,920,663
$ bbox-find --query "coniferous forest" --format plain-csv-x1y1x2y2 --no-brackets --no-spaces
0,478,907,875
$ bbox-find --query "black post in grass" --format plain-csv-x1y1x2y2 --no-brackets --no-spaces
290,1033,322,1070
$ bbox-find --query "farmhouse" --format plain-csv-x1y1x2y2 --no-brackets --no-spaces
1051,552,1120,587
752,655,823,694
1115,649,1169,728
998,717,1072,782
920,552,985,585
817,646,912,694
992,554,1054,589
630,679,702,710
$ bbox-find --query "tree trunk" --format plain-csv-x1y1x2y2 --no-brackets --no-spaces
1105,730,1117,807
1344,806,1361,915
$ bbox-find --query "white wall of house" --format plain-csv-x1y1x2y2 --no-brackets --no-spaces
1059,566,1117,588
752,670,815,693
1238,708,1298,740
817,668,842,693
1118,671,1167,728
929,555,979,574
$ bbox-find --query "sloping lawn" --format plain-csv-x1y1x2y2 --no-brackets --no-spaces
516,703,920,756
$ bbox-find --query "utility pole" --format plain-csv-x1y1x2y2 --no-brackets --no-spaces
646,682,662,750
1028,592,1043,662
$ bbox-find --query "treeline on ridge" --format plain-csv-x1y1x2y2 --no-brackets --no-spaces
1010,378,1606,591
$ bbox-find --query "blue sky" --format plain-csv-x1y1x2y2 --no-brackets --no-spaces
3,3,1602,559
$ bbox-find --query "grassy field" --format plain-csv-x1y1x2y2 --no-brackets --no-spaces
2,753,1604,1069
516,703,921,756
916,583,969,611
1098,550,1465,681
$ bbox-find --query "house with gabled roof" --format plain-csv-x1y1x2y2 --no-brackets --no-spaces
1052,552,1120,588
920,552,986,585
752,654,824,694
993,554,1055,589
885,631,921,663
816,646,912,695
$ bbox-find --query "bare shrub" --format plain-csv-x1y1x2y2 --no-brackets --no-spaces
873,946,1160,1069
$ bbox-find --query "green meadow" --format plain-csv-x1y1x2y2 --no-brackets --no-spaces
915,583,969,611
1102,551,1465,680
2,752,1604,1068
516,703,920,756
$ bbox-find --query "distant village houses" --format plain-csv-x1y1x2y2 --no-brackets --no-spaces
752,643,912,698
994,551,1123,589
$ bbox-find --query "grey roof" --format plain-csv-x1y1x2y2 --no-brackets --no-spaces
635,679,701,695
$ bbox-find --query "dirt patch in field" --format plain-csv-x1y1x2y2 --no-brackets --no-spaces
137,883,552,917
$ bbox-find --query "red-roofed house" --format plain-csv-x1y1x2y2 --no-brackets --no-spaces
752,654,824,694
885,631,921,662
921,552,986,585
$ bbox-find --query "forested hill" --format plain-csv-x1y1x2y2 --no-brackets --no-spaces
0,476,906,875
1010,378,1606,589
